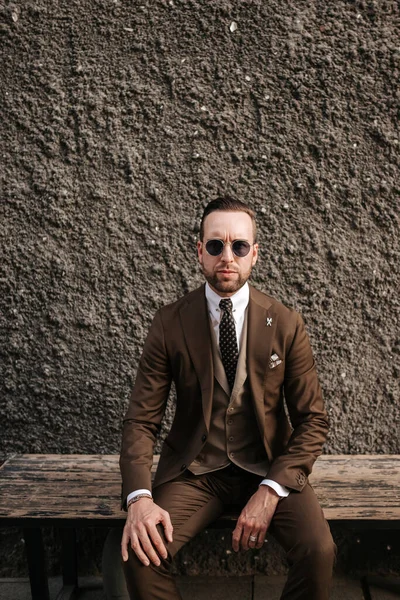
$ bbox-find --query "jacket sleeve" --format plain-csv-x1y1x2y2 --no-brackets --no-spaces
119,310,172,507
266,313,329,492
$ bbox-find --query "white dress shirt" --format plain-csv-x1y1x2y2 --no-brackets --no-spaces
127,283,289,505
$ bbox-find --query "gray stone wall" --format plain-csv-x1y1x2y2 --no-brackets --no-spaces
1,0,399,577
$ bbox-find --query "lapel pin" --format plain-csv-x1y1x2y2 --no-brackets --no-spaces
266,317,272,327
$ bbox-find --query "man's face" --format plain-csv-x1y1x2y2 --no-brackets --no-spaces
197,211,258,297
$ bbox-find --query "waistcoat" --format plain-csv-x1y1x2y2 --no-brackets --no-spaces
189,311,270,477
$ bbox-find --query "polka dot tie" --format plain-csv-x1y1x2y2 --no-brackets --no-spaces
219,299,238,391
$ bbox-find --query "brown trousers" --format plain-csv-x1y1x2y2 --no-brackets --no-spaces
123,466,336,600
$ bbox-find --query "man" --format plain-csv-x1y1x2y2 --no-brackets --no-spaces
120,197,336,600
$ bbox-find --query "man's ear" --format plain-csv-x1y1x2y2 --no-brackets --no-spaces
252,243,259,267
197,240,203,265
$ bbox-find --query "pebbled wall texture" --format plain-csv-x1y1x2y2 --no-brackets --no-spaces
1,0,399,578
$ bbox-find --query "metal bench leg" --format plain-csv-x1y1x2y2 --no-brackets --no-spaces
23,527,50,600
60,527,78,588
52,528,79,600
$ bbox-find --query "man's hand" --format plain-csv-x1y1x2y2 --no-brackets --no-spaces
232,485,279,551
121,498,173,566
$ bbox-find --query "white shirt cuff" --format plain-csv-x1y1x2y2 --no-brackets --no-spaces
260,479,290,498
127,488,152,504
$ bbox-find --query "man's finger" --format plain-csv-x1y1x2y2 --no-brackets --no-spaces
232,524,243,552
148,524,168,560
121,527,130,562
256,528,267,549
137,528,162,566
160,510,174,543
130,532,150,567
240,523,254,551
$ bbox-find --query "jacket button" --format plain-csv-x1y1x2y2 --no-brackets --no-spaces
201,434,207,442
181,464,187,471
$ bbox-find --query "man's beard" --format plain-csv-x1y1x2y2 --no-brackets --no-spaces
201,264,253,295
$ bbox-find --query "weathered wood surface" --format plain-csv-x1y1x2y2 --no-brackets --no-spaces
0,454,399,522
310,455,400,520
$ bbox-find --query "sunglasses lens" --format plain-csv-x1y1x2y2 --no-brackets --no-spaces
232,241,251,257
205,239,224,256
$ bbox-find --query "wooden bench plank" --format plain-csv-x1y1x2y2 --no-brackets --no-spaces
0,454,399,522
309,455,400,520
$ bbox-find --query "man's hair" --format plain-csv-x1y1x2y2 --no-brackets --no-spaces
199,196,257,242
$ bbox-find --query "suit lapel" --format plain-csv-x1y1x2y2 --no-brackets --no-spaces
247,286,276,436
179,285,214,429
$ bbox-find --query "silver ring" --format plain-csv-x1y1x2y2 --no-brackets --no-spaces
249,535,257,542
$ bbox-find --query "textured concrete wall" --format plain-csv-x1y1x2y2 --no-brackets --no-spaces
1,0,399,577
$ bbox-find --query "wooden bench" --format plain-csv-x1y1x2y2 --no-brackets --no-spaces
1,454,399,600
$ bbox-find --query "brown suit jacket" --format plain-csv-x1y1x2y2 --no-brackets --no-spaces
120,284,329,506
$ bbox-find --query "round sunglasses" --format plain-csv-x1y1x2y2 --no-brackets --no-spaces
205,239,252,258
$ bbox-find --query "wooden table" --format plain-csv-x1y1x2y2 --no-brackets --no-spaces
1,454,399,599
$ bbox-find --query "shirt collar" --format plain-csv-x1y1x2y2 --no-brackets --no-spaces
205,282,250,322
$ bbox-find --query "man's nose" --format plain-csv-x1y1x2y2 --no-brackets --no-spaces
220,243,234,262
